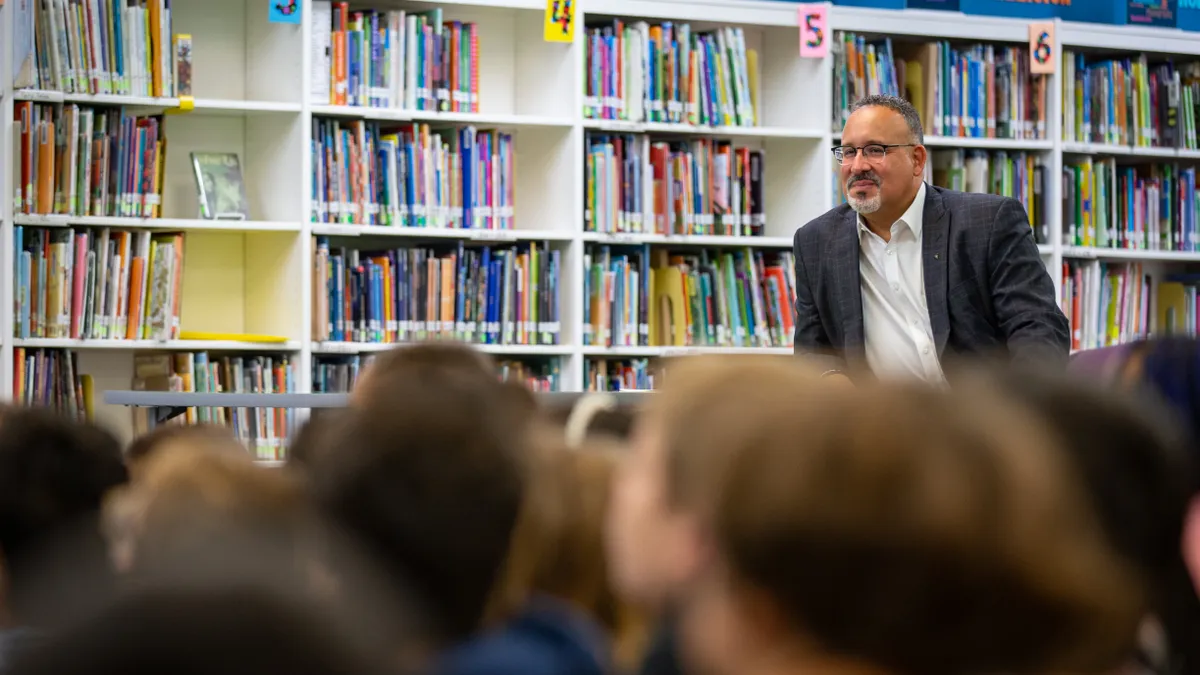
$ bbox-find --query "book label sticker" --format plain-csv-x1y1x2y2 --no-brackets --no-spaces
544,0,575,43
269,0,301,24
1128,0,1178,27
1028,22,1054,74
798,4,828,59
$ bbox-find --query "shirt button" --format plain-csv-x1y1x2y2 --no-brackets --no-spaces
891,283,900,291
886,249,894,256
923,346,931,355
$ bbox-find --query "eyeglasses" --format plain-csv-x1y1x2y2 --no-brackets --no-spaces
831,144,915,165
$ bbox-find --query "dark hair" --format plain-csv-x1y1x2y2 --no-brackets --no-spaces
0,407,128,626
309,342,533,645
849,94,924,144
5,586,398,675
1135,337,1200,491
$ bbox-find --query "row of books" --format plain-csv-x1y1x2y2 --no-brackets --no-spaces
13,102,165,217
924,150,1051,244
311,119,514,230
22,0,182,97
1061,261,1151,351
1062,160,1199,251
131,352,298,460
585,133,765,236
14,348,89,421
587,358,654,391
833,33,1048,140
310,3,479,113
583,245,796,349
313,239,562,346
585,21,758,127
313,353,561,392
1063,52,1200,149
15,227,183,341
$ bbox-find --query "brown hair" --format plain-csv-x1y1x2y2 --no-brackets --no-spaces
486,425,649,670
667,362,1143,675
124,424,249,473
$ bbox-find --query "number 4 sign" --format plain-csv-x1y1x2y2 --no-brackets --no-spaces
1028,22,1055,75
799,4,828,59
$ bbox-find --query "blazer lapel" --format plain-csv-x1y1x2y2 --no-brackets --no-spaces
922,186,950,355
830,210,864,354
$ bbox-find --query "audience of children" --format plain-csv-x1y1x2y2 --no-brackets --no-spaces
0,340,1197,675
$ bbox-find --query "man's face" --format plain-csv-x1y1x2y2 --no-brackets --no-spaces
839,106,924,216
605,416,704,605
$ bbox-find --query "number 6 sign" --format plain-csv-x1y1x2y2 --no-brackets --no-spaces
1028,22,1055,75
799,4,828,59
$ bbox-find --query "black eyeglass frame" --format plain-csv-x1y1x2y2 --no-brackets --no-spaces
831,143,917,164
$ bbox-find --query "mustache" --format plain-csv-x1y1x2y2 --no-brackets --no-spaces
846,172,881,189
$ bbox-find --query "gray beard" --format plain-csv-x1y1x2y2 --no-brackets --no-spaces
847,192,882,214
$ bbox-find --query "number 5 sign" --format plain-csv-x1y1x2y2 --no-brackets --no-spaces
799,4,828,59
1028,22,1055,75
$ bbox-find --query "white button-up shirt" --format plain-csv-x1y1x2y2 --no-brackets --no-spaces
858,182,945,383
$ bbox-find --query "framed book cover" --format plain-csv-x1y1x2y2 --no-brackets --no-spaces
191,152,250,220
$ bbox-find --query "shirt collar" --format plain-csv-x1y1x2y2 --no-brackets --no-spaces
857,182,927,238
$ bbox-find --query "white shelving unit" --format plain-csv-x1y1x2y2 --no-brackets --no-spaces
2,0,1200,441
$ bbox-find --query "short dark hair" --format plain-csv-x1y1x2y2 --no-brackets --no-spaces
308,342,534,644
849,94,924,145
0,407,128,625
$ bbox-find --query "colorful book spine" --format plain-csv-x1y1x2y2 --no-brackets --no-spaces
315,2,479,112
585,132,764,236
1060,260,1151,350
833,32,1047,140
14,226,184,341
312,238,562,346
28,0,176,97
583,245,795,349
13,347,87,419
311,119,513,229
1063,51,1200,149
1063,160,1198,251
12,102,166,218
586,358,654,391
926,149,1049,243
584,21,757,127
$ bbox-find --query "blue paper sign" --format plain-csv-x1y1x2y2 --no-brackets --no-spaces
831,0,906,9
908,0,960,9
1127,0,1178,26
962,0,1058,19
1181,0,1200,30
269,0,301,24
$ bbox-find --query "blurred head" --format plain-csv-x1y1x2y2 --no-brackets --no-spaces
837,95,926,220
0,407,127,629
308,342,536,645
676,377,1142,675
605,356,821,608
986,368,1199,675
5,586,396,675
124,424,250,479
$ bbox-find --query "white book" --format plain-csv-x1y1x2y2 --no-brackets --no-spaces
310,1,332,104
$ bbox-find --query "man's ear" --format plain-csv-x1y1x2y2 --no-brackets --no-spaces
911,144,928,178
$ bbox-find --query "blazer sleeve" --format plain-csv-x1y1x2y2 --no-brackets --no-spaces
792,232,846,373
988,198,1071,368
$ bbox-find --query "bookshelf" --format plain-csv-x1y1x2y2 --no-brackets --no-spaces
3,0,1200,446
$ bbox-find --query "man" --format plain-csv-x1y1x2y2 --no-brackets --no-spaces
793,94,1069,383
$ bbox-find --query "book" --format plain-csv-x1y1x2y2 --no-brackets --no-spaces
312,238,562,346
13,102,166,217
925,149,1049,243
1060,260,1151,351
586,358,654,391
583,244,795,349
26,0,176,97
311,119,514,229
191,152,250,220
585,21,757,127
173,34,193,97
310,2,480,112
14,226,184,341
13,347,88,419
833,32,1048,140
1062,159,1198,250
585,132,764,236
1062,51,1200,149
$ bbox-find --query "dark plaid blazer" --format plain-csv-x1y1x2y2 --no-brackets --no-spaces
792,184,1069,378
